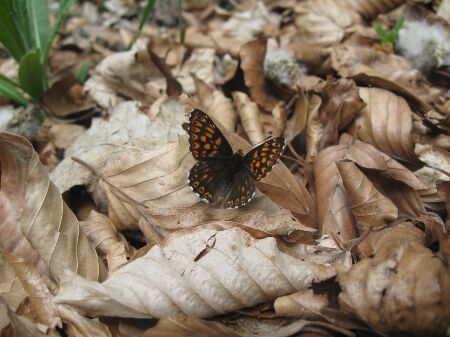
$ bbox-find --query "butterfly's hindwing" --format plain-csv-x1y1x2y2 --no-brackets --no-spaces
188,160,230,204
243,137,285,181
188,109,233,160
223,170,256,209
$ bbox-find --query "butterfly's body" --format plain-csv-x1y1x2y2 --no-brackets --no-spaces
187,109,285,209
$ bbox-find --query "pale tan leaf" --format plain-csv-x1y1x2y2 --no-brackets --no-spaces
232,91,265,144
274,289,328,318
340,0,406,20
355,87,417,163
0,132,100,283
141,316,240,337
284,89,308,143
2,252,62,329
55,228,336,318
294,0,361,48
84,49,165,108
239,39,278,111
6,309,50,337
51,101,186,194
177,48,215,94
336,160,398,231
193,76,237,132
79,210,132,259
58,305,112,337
338,222,450,337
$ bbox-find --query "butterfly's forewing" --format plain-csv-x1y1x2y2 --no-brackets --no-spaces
243,137,285,181
188,109,233,160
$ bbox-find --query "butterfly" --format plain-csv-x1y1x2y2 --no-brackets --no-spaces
186,109,285,209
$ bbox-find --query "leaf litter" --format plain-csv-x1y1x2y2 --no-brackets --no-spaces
1,0,450,336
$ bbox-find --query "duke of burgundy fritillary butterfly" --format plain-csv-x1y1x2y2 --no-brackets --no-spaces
186,109,285,209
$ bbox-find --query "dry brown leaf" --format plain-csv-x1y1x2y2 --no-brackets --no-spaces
239,40,278,111
141,316,240,337
84,49,165,108
146,49,182,97
354,87,417,163
437,181,450,228
340,0,406,20
2,252,62,329
177,48,215,94
58,305,112,337
42,74,96,119
51,101,186,194
284,89,308,143
338,221,450,337
0,132,100,283
5,308,51,337
336,160,398,231
274,289,328,318
193,75,237,132
232,91,265,144
305,94,323,161
55,227,336,318
294,0,361,49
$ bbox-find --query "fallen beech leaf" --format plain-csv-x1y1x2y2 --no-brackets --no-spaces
84,49,165,108
6,309,49,337
80,210,132,258
305,94,323,161
355,87,417,163
177,48,216,94
55,228,336,318
274,289,328,318
294,0,361,48
338,222,450,337
2,252,62,329
436,181,450,228
58,305,112,337
336,160,398,231
193,75,237,132
239,39,278,111
232,91,265,144
0,132,100,283
341,0,406,19
141,316,240,337
51,101,186,194
43,74,96,119
284,89,308,143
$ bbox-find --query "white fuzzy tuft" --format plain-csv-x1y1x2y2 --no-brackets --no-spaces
396,20,450,71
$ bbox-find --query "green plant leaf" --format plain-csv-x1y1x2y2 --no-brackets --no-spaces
75,62,90,83
373,24,387,40
391,16,405,43
0,74,28,107
46,0,78,61
18,49,46,101
27,0,49,60
0,1,29,61
127,0,156,49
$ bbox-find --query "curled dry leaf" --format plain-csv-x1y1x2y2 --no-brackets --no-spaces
177,48,216,94
336,160,398,231
340,0,406,20
354,87,417,163
2,251,62,329
193,75,237,132
338,222,450,337
232,91,265,144
239,39,278,111
80,210,132,258
284,89,308,143
294,0,361,49
84,49,165,108
315,135,424,241
0,132,100,284
58,305,112,337
55,228,336,318
51,101,186,194
5,308,50,337
274,289,328,318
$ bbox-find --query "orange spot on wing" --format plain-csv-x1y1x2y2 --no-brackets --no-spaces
200,136,207,142
204,143,211,150
261,147,269,152
205,126,214,133
214,138,222,146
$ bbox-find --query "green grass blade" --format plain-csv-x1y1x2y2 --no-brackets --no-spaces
127,0,156,50
27,0,49,59
391,16,405,42
45,0,77,61
0,74,28,107
19,49,46,101
75,62,90,82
